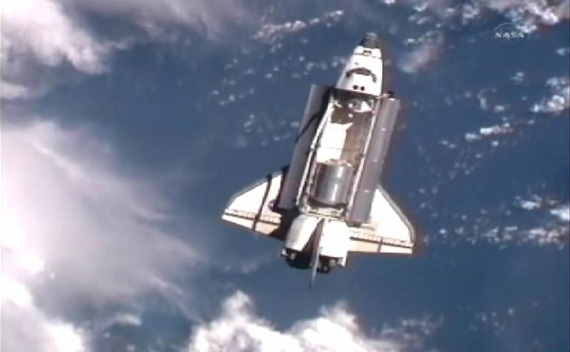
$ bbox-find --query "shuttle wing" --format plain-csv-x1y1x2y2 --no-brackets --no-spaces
349,186,416,254
221,169,287,240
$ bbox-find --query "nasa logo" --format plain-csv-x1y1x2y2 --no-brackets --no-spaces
492,22,526,47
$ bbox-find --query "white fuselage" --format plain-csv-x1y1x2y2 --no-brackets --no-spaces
283,41,384,269
336,44,383,95
221,34,416,280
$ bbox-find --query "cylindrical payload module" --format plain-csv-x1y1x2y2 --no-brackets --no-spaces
277,85,331,210
347,97,400,225
310,161,354,207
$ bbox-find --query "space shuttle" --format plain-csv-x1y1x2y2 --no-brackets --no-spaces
222,33,417,285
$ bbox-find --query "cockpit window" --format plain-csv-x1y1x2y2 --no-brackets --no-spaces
345,67,377,83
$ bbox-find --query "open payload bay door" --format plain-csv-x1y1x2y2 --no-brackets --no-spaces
349,186,417,255
221,169,287,240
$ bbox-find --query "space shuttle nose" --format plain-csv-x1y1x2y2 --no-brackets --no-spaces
358,32,380,49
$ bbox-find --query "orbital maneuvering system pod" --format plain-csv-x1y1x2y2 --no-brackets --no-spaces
222,33,417,287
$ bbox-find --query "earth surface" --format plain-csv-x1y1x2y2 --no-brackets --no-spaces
2,1,569,352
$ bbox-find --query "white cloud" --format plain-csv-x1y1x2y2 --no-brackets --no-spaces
1,81,42,100
550,204,570,222
2,120,199,341
531,76,570,115
398,30,444,74
3,0,109,73
1,0,253,100
481,0,570,32
398,0,569,30
187,291,436,352
108,313,143,327
253,10,344,44
433,197,569,248
72,0,252,38
2,280,86,352
1,0,112,99
464,122,514,142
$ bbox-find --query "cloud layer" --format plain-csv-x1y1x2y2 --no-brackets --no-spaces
2,280,86,352
2,120,198,350
187,291,436,352
2,0,111,98
1,0,253,99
